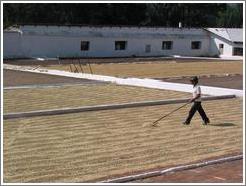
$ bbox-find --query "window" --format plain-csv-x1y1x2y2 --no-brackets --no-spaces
115,41,127,50
191,41,201,49
162,41,173,50
81,41,89,51
233,47,243,56
219,44,224,54
234,42,243,45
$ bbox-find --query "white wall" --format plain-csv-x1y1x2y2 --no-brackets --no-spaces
3,26,229,59
21,35,83,58
17,36,211,58
3,36,208,58
208,33,233,57
3,32,23,58
208,32,243,57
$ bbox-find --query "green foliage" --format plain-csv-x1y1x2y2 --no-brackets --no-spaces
217,4,243,27
3,3,243,28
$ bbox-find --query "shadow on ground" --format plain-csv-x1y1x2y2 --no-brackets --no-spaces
210,123,236,127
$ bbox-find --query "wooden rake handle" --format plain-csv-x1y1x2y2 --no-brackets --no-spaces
152,102,190,126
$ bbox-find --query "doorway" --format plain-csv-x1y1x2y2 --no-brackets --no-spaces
145,45,151,53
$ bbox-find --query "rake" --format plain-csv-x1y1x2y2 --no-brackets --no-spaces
152,102,190,126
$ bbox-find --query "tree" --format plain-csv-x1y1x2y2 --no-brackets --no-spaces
217,4,243,27
3,3,243,28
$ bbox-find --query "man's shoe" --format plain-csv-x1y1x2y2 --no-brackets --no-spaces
203,118,210,125
183,121,190,125
202,119,210,125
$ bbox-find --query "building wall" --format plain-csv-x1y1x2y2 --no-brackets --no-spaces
3,32,23,58
21,35,82,58
2,26,238,59
208,32,234,57
14,36,211,58
3,36,211,58
208,32,243,57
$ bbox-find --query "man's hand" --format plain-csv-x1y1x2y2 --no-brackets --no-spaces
189,98,195,103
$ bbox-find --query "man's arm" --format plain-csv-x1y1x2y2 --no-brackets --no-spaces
190,93,201,102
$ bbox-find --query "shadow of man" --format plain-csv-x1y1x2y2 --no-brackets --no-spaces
210,123,236,127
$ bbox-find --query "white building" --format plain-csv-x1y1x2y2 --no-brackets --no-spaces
206,28,243,58
3,25,243,59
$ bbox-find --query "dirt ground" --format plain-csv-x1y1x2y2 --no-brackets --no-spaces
4,98,243,182
43,61,243,78
3,60,244,183
4,57,242,65
3,69,103,87
158,74,243,90
4,83,190,113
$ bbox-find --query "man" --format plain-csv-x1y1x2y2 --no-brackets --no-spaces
183,76,210,125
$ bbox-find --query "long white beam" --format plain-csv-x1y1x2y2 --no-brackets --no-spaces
101,154,243,183
4,64,243,97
